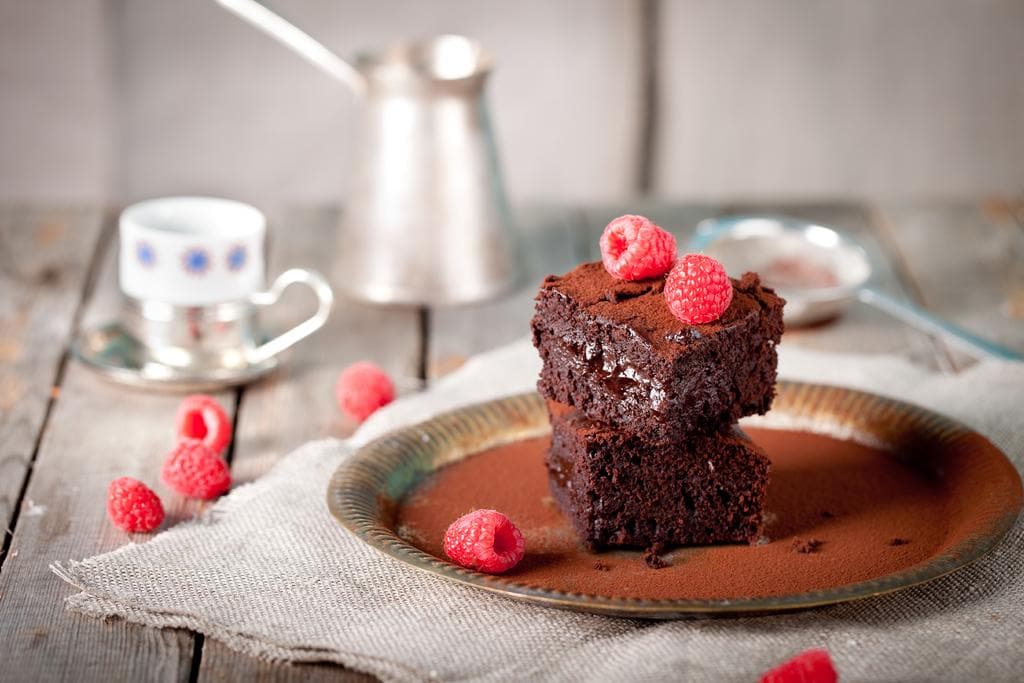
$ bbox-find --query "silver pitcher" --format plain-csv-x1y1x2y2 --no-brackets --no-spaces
215,2,520,305
339,36,518,305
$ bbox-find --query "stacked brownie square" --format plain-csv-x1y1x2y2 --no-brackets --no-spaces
531,262,785,550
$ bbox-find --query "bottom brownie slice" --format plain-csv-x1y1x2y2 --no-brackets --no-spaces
547,402,770,551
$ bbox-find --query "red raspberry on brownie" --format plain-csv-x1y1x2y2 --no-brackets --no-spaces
335,361,395,423
175,394,231,455
107,477,165,533
443,509,525,574
161,439,231,500
760,648,838,683
599,214,677,281
664,253,734,324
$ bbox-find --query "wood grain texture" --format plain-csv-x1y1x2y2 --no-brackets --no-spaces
3,199,1012,681
199,639,373,683
656,0,1024,199
427,206,582,378
872,200,1024,370
0,1,113,202
0,229,235,681
0,207,106,560
196,206,419,680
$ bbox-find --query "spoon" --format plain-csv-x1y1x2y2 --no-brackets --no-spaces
213,0,366,96
688,215,1023,362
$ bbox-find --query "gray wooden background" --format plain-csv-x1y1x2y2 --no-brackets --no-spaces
2,0,1023,210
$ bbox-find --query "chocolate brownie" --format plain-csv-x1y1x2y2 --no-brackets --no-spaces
546,401,770,550
531,262,784,443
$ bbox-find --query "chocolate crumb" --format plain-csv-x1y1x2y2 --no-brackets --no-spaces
820,510,835,519
593,562,612,572
792,538,823,554
642,543,669,569
889,537,910,546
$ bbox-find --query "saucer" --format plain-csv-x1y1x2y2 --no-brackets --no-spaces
72,322,279,391
329,387,1022,618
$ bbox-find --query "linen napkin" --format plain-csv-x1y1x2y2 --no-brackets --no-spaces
53,340,1024,682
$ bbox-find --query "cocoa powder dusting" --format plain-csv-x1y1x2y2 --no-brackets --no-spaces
792,538,823,554
396,429,958,600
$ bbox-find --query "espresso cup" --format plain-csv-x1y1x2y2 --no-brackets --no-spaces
118,197,333,370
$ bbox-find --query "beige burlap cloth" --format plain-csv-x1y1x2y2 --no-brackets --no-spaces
53,341,1024,682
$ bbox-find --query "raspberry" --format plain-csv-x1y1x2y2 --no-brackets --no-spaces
599,214,677,281
161,440,231,500
335,361,395,422
107,477,165,533
664,253,734,324
443,509,525,574
175,394,231,455
760,649,838,683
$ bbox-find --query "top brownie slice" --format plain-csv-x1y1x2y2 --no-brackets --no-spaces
531,261,784,442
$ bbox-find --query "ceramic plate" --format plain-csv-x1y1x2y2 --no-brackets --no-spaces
327,383,1022,618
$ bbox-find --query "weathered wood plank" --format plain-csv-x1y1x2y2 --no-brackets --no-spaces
0,207,106,556
0,222,235,681
197,206,419,679
427,206,582,378
200,639,373,682
872,200,1024,370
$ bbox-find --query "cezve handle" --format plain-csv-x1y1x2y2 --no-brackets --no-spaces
248,268,334,364
213,0,366,96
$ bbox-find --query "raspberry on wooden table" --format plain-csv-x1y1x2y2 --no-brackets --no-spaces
664,253,734,324
335,361,395,423
760,648,838,683
161,440,231,500
599,214,677,281
107,477,164,533
175,394,231,455
443,509,525,574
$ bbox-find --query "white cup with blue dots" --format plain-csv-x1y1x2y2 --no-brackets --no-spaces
120,196,268,306
117,197,333,368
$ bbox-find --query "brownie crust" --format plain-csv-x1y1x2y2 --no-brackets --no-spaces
546,401,770,550
531,261,784,443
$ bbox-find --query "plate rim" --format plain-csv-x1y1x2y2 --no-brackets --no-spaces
327,382,1023,618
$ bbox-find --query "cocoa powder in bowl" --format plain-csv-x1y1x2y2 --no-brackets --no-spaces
396,429,955,600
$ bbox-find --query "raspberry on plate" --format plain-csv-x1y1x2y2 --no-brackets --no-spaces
175,394,231,455
443,509,525,574
760,648,838,683
161,440,231,500
335,361,396,423
599,214,677,281
107,477,165,533
664,253,734,324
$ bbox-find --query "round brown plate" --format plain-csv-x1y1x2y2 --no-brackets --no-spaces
327,383,1022,618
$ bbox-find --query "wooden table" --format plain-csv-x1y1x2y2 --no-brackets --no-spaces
1,200,1022,681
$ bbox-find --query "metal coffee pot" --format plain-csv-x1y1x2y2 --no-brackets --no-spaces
216,0,520,305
